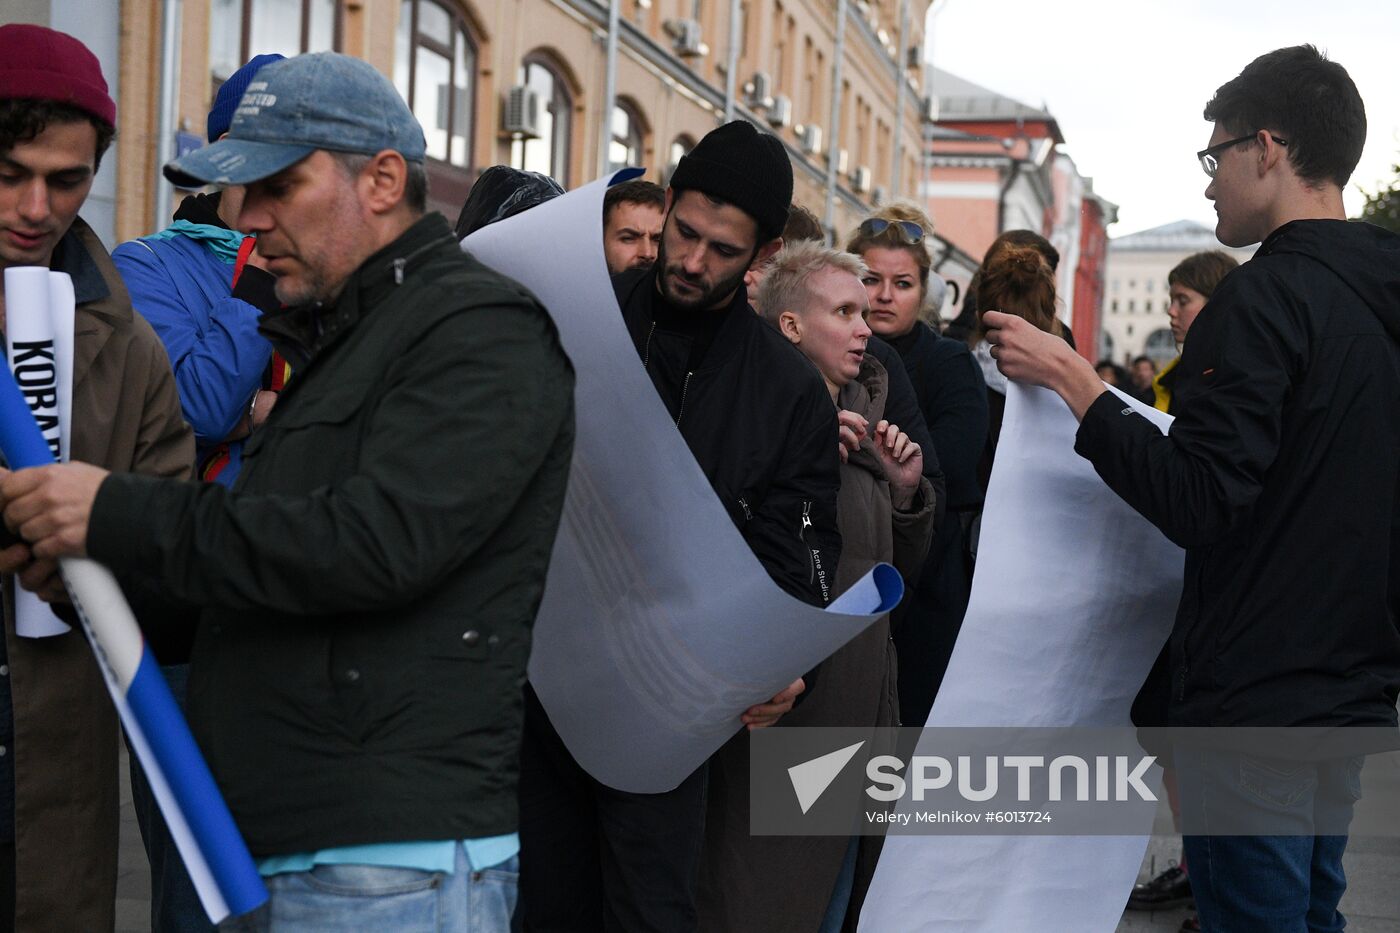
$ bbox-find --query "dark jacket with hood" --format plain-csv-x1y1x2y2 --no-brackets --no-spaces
112,192,281,486
614,267,841,605
86,213,576,854
1077,219,1400,728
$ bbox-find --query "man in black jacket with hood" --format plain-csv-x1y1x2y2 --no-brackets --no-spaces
517,121,842,932
984,46,1400,931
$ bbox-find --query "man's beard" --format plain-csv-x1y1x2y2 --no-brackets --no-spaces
655,243,747,311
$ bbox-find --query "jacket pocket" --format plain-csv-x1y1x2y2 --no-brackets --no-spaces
1238,755,1316,809
1174,558,1210,703
711,481,754,529
243,380,373,463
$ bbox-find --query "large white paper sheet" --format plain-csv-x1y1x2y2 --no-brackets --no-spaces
463,172,901,793
860,383,1185,932
3,267,72,638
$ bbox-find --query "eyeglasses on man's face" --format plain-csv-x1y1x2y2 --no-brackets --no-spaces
1197,133,1288,178
858,218,924,244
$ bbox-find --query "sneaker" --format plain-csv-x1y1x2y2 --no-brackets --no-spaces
1126,862,1193,911
1178,914,1201,932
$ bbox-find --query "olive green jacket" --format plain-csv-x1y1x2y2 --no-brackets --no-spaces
88,214,575,855
4,216,194,932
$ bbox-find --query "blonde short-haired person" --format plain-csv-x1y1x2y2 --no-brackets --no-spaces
698,241,935,933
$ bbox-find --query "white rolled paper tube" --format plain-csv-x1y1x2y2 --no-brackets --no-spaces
48,272,75,463
3,267,69,637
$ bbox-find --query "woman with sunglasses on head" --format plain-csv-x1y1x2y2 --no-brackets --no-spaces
845,202,990,728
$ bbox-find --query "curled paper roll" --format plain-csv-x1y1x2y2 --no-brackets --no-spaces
464,174,905,793
0,342,268,922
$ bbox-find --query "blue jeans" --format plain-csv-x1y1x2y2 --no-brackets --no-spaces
1176,746,1361,933
238,846,517,933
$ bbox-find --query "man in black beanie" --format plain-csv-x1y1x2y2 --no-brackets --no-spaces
517,121,843,932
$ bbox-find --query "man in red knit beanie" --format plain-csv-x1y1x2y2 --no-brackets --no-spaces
0,23,192,931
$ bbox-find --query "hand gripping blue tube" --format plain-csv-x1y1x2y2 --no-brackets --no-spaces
0,366,268,921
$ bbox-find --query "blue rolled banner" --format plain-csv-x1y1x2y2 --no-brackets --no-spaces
0,360,267,922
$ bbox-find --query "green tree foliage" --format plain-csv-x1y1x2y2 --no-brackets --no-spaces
1358,155,1400,233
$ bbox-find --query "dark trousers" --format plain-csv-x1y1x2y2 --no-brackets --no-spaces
126,664,216,933
516,685,707,933
894,518,970,728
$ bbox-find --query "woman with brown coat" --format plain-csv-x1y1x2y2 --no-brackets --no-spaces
697,242,935,933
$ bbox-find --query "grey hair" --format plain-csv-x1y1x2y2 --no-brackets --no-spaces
328,150,428,214
756,240,869,325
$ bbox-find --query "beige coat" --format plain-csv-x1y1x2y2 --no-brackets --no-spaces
698,355,936,933
3,217,193,931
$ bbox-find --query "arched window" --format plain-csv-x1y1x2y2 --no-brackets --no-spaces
1144,327,1177,361
210,0,342,85
510,56,572,186
1099,331,1115,363
394,0,476,171
664,135,694,185
607,101,645,174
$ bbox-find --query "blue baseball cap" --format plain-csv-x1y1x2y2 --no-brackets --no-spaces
207,53,284,142
165,52,426,188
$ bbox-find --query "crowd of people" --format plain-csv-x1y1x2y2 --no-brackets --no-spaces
0,22,1395,933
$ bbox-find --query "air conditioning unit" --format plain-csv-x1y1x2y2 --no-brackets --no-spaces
745,72,773,110
503,85,542,138
798,123,823,155
852,165,873,193
666,19,704,57
767,94,793,128
872,185,887,205
836,148,850,176
921,94,939,122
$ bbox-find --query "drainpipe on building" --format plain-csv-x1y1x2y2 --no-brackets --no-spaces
600,0,621,176
995,156,1021,236
723,0,742,123
892,0,909,194
823,0,849,236
154,0,182,231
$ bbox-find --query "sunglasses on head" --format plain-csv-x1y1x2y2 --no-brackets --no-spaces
858,218,924,244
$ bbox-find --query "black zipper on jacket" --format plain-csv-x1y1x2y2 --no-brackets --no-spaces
799,500,830,603
675,371,693,425
800,501,816,584
642,321,657,368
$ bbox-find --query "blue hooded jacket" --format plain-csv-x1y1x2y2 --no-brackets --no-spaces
113,193,275,486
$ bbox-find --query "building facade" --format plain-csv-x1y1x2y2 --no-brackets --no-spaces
921,67,1115,341
1070,186,1114,360
10,0,933,248
1101,219,1255,364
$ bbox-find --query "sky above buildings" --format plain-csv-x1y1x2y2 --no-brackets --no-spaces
925,0,1400,238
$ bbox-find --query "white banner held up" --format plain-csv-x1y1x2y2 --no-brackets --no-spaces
3,267,72,638
859,383,1185,933
464,171,901,794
